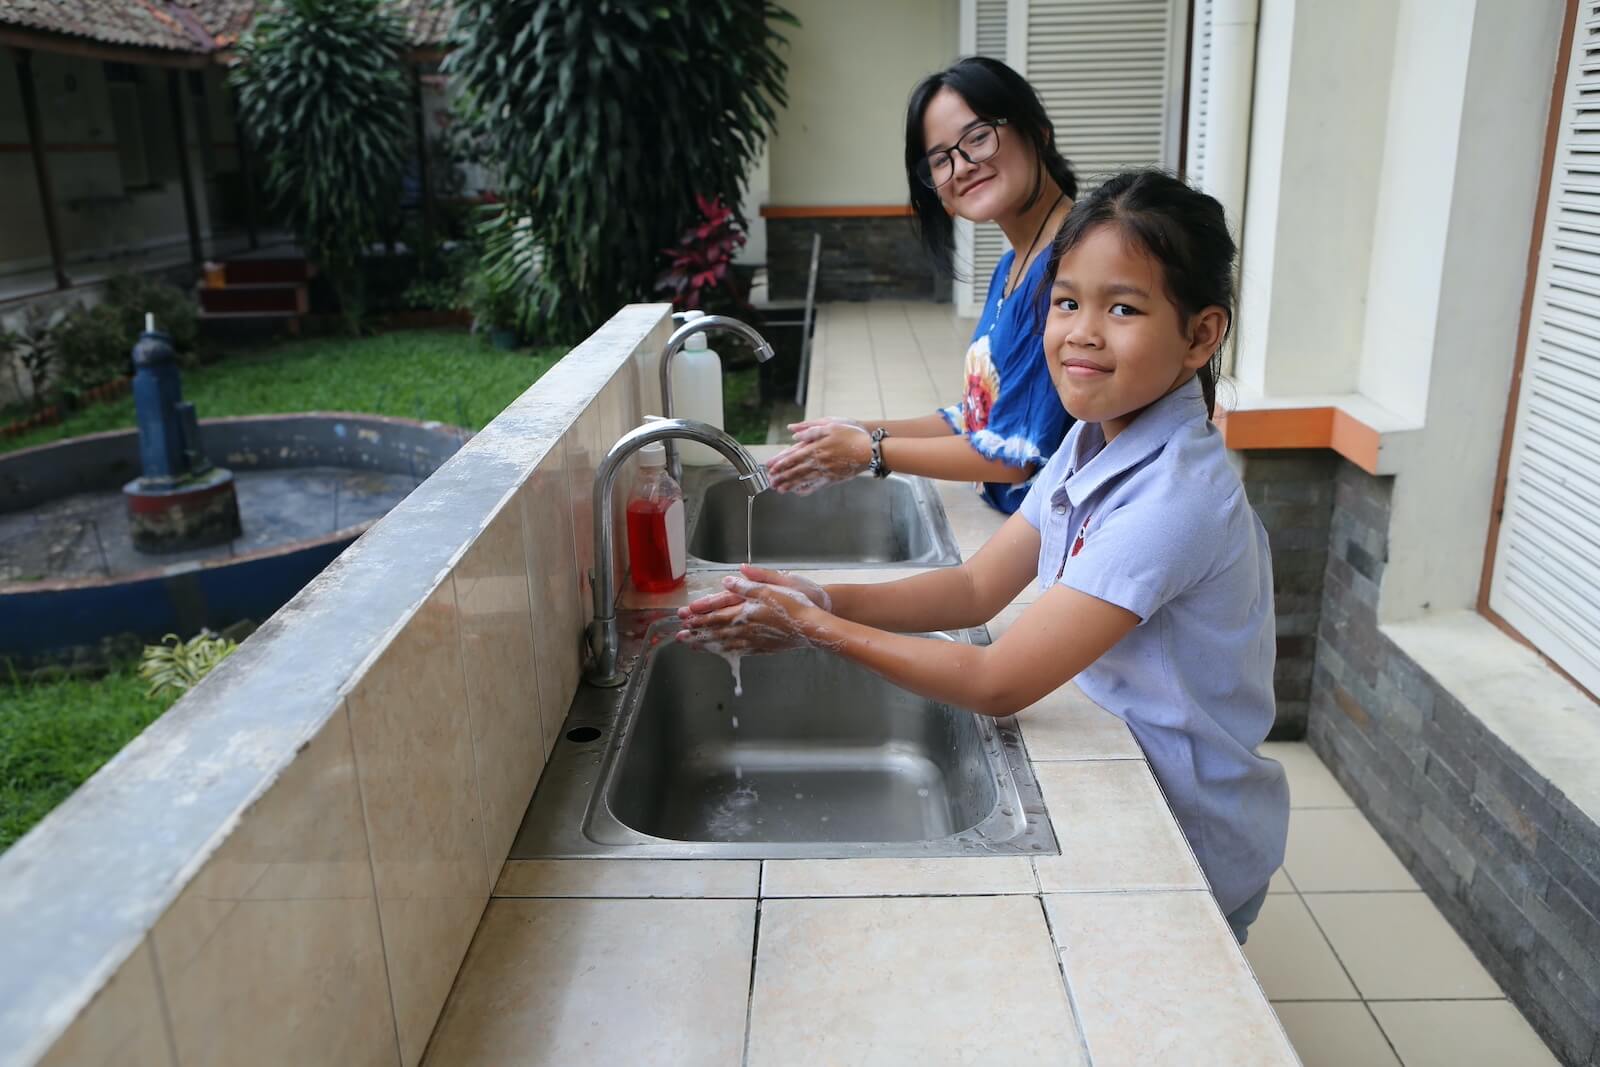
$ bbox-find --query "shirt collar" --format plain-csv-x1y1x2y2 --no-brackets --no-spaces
1053,375,1209,507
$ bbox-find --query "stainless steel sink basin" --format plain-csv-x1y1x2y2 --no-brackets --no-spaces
509,613,1055,859
682,467,961,569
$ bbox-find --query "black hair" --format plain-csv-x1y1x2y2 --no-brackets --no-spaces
904,56,1078,279
1041,169,1235,417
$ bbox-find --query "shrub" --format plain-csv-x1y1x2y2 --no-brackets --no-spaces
104,273,198,356
138,631,238,700
446,0,796,337
53,304,130,395
2,305,66,408
232,0,413,331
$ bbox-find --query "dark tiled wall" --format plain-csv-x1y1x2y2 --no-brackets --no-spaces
1310,460,1600,1067
1237,450,1341,738
766,216,951,303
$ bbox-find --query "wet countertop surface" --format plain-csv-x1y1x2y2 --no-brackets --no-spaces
421,469,1298,1066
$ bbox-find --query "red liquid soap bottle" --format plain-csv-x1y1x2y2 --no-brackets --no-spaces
625,442,686,592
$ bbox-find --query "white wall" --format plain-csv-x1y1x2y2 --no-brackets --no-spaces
768,0,960,206
0,54,221,279
1235,0,1397,397
1378,0,1562,622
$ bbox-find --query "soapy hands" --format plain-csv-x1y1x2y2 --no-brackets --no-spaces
676,564,837,655
765,417,872,495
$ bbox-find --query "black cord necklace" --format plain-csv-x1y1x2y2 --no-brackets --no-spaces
996,190,1068,315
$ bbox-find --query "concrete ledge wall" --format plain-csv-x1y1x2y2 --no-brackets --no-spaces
1309,460,1600,1067
0,304,672,1067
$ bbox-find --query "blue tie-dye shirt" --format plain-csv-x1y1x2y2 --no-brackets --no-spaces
939,249,1073,514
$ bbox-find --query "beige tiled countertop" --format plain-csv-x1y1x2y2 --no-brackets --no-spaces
424,481,1299,1067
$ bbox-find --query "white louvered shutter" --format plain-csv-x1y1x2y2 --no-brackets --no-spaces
1027,0,1185,188
956,0,1013,317
1185,0,1214,188
956,0,1186,316
1489,7,1600,697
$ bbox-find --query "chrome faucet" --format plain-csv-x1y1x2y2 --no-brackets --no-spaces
586,417,771,687
658,313,777,481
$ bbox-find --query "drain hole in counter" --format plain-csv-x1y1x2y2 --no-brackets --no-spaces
566,726,602,743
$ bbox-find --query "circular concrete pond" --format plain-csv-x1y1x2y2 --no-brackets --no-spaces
0,413,467,669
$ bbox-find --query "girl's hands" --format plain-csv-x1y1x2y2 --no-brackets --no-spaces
766,417,873,495
676,566,835,655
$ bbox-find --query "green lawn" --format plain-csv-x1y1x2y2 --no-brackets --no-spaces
0,328,783,852
2,328,568,851
0,664,178,850
3,330,566,454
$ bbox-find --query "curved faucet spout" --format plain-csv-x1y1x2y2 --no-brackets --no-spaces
658,314,776,481
586,417,768,687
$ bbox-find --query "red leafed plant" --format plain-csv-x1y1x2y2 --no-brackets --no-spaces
655,194,748,311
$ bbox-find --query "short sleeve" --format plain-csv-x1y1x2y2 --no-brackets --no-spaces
1018,436,1074,530
1054,492,1226,621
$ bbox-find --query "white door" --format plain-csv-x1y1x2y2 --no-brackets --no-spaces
1489,4,1600,697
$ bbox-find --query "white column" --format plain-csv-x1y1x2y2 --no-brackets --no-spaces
1204,0,1258,238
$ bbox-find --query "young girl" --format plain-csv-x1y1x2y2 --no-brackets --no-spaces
767,57,1075,514
680,170,1289,942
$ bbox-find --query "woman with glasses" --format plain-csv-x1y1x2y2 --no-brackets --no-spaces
766,57,1076,513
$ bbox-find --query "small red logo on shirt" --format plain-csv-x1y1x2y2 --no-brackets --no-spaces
1071,516,1091,557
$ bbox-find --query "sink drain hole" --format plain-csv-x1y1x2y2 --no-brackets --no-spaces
566,726,602,743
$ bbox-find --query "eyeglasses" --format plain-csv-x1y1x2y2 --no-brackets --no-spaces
915,119,1008,189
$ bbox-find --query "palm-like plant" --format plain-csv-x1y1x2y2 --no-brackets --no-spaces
231,0,414,330
446,0,796,338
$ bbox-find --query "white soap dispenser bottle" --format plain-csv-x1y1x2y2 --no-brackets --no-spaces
672,309,726,466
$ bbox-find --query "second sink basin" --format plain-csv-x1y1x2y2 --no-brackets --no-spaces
684,468,961,568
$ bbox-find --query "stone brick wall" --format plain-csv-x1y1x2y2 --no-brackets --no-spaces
766,216,950,303
1236,450,1340,738
1309,460,1600,1067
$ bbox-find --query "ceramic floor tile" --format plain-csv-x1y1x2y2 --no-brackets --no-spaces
1268,866,1295,893
520,439,584,760
747,896,1084,1066
1045,892,1298,1066
151,710,397,1067
945,505,1007,554
423,898,755,1067
37,940,174,1067
1261,741,1354,808
1033,761,1205,892
1240,894,1358,1000
1272,1003,1400,1067
1283,808,1419,892
344,583,491,1067
760,857,1037,897
933,477,993,511
452,502,546,882
1016,680,1142,761
1303,892,1503,999
493,859,760,898
1369,1000,1560,1067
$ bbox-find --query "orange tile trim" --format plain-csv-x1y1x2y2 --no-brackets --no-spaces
1215,406,1381,475
760,205,914,218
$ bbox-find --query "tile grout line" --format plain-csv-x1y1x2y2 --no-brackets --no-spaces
1290,868,1409,1066
341,699,409,1067
740,881,765,1067
1035,894,1097,1067
142,932,186,1067
447,572,500,895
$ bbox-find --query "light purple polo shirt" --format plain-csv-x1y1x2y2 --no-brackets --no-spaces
1019,376,1289,913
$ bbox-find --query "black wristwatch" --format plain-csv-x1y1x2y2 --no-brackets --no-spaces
868,427,890,479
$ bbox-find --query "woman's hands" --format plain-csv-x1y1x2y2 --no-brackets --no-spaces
676,565,836,655
766,417,873,495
